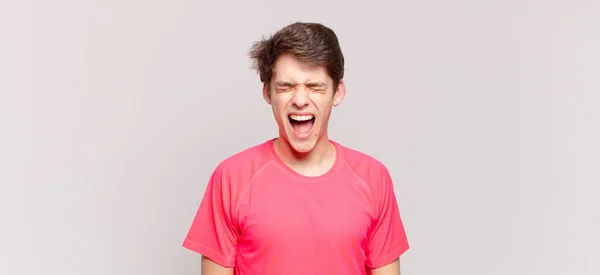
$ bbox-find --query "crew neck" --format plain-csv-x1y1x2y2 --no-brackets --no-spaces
267,138,344,183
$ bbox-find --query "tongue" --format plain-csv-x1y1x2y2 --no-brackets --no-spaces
291,120,313,135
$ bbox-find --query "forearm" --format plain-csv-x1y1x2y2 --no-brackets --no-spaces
201,256,234,275
367,258,400,275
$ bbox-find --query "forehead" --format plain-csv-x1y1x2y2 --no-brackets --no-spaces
271,54,330,83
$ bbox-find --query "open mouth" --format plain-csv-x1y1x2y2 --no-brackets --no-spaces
288,114,315,137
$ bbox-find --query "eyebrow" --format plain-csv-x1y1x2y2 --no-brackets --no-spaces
306,82,327,87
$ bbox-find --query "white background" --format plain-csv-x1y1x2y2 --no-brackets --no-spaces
1,0,599,274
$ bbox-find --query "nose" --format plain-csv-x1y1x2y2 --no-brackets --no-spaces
291,85,310,108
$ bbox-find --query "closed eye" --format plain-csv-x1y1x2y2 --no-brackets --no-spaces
274,81,328,93
306,84,326,91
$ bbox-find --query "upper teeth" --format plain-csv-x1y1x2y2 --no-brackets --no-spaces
289,114,314,121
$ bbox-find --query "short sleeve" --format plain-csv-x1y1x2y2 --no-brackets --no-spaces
183,165,239,267
365,166,410,268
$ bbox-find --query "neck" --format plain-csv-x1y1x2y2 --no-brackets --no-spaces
274,135,336,177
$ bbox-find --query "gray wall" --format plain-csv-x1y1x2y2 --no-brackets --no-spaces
1,0,599,274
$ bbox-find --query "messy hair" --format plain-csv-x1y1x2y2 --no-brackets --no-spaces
249,22,345,92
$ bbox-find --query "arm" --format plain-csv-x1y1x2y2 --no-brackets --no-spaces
367,258,400,275
183,165,239,273
202,256,234,275
365,165,409,273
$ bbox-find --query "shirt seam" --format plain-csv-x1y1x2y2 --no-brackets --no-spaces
368,239,409,267
183,238,234,264
233,159,276,227
341,159,377,221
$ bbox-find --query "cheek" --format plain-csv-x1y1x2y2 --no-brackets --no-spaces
317,101,334,118
270,101,288,122
320,109,332,122
271,96,289,111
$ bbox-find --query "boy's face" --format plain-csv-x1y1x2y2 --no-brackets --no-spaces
263,54,345,154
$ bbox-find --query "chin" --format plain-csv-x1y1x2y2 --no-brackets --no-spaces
288,138,318,154
281,128,319,154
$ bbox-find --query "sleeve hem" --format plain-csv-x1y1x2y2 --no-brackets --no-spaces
182,238,236,268
365,241,410,269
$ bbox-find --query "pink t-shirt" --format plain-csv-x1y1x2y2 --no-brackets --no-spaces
183,139,409,274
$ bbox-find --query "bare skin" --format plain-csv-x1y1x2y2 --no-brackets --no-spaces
201,257,233,275
262,54,345,177
368,259,401,275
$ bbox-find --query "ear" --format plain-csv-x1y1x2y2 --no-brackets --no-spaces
262,82,271,104
333,79,346,107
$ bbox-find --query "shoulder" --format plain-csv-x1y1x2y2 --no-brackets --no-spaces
211,139,276,188
336,142,398,210
337,142,391,182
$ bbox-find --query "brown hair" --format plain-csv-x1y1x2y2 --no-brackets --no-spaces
249,22,345,92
